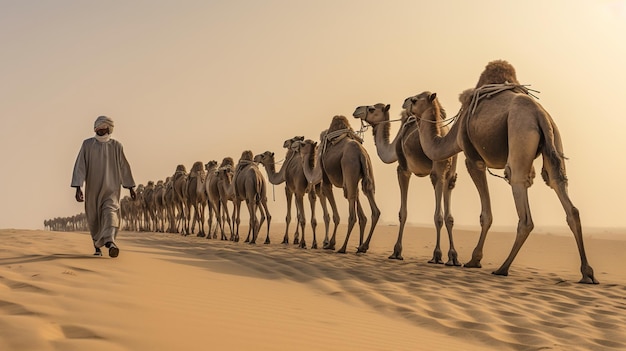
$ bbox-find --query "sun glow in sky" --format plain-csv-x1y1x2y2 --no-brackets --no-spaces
1,0,625,232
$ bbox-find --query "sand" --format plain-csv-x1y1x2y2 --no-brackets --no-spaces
1,224,625,351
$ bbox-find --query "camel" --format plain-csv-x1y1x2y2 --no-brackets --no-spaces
221,151,271,244
172,165,189,234
143,181,156,232
353,103,460,265
152,180,166,232
203,160,222,239
404,60,597,283
295,116,381,254
186,161,208,237
163,176,178,233
255,136,325,249
216,157,237,240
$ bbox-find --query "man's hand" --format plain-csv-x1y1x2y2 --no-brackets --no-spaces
129,187,136,200
75,187,84,202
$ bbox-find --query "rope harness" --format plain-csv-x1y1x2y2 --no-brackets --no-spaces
319,128,363,158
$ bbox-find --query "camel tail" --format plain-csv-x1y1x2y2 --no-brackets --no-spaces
537,111,568,187
359,149,375,193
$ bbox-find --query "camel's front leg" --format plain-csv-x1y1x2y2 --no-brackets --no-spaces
429,178,445,264
308,190,318,249
283,188,293,244
322,182,339,250
443,169,460,266
464,159,492,268
389,168,411,260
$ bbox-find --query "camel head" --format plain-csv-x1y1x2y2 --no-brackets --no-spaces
402,91,438,119
296,139,317,157
254,151,274,165
175,164,187,173
219,157,234,168
283,136,304,149
216,165,234,184
352,103,391,126
205,160,218,172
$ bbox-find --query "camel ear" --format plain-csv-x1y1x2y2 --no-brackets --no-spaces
384,104,391,112
429,93,437,102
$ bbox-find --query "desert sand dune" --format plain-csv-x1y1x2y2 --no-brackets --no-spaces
1,225,624,351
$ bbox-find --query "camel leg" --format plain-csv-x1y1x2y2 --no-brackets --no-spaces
295,194,307,249
389,168,410,260
206,201,214,239
283,188,293,244
429,175,445,264
322,183,340,250
233,201,241,242
316,185,331,247
247,199,260,244
356,189,380,254
261,199,271,244
552,182,598,283
464,159,493,268
308,190,318,249
443,170,460,266
356,196,367,247
337,196,358,254
492,181,534,276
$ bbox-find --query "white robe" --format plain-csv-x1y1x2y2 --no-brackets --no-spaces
71,137,135,247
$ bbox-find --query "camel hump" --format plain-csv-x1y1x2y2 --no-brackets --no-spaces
475,60,520,88
328,115,353,133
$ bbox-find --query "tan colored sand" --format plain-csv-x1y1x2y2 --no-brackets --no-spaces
1,224,625,351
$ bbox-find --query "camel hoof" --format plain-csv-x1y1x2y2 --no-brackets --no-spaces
323,245,335,250
356,246,368,254
578,277,600,284
311,242,318,249
293,238,300,245
336,248,347,254
388,252,404,260
428,258,444,264
197,233,205,238
492,269,508,276
445,259,462,267
463,260,482,268
264,239,270,245
299,242,307,249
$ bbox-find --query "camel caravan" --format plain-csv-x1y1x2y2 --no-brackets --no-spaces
47,60,598,284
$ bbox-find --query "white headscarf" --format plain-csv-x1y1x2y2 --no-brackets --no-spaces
94,116,114,134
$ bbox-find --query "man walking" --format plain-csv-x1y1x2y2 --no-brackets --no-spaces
71,116,136,257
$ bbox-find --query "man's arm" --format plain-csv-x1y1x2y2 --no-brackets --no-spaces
74,186,84,202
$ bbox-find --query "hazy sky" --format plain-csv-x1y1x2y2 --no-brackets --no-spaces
1,0,625,232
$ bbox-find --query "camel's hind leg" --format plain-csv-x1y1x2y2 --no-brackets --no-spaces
337,195,358,254
282,188,294,244
260,199,271,244
540,154,598,284
322,182,340,250
389,167,411,260
464,159,493,268
356,189,380,254
315,185,331,248
492,135,538,277
295,194,307,249
356,197,367,248
307,190,319,249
